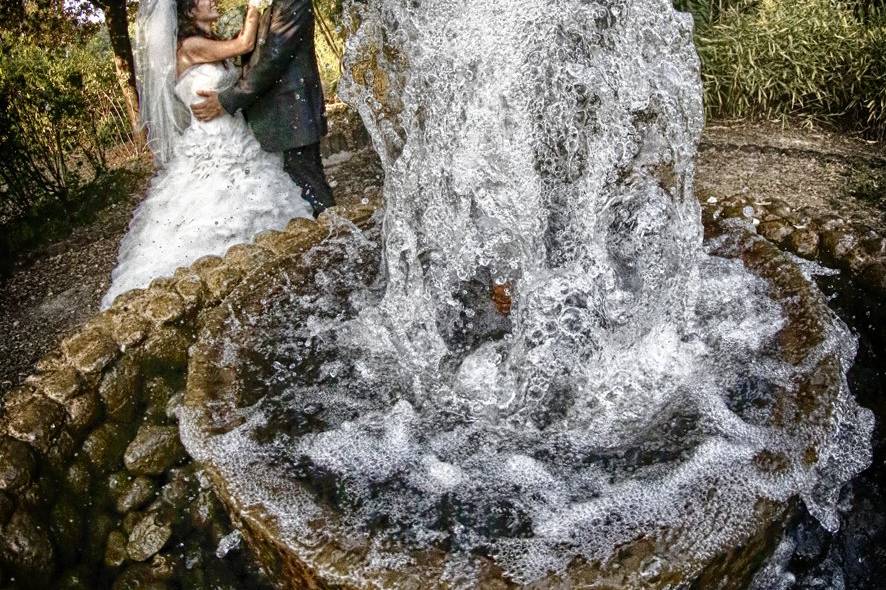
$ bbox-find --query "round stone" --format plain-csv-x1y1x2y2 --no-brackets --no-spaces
0,437,36,492
787,228,820,258
126,513,173,562
124,426,187,476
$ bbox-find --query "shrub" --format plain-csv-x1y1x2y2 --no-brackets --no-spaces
686,0,886,137
0,29,132,224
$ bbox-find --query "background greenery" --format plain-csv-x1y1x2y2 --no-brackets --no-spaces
1,0,884,270
677,0,886,137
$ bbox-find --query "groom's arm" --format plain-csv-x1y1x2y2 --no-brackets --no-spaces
218,0,312,114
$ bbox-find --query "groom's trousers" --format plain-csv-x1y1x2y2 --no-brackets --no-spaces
283,143,335,216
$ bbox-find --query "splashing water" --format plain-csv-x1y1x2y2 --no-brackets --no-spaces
179,0,874,586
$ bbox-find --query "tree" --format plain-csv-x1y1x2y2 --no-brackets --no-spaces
88,0,144,142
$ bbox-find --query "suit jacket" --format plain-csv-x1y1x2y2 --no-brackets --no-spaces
219,0,327,152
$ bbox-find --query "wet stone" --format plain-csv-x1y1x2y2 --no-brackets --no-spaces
65,391,102,435
126,513,173,562
107,308,151,348
105,530,129,567
223,243,273,274
3,389,66,453
787,228,820,259
124,425,187,476
758,219,793,244
82,423,131,474
0,509,55,582
820,230,858,261
846,245,873,272
61,326,119,375
25,365,81,403
156,466,196,514
109,472,158,513
861,262,886,294
142,290,186,325
100,356,142,424
112,562,170,590
0,436,36,492
0,492,13,525
142,327,190,369
143,378,175,425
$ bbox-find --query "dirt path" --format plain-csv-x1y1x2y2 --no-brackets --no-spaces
1,120,882,396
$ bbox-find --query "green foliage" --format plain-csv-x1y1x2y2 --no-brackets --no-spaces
684,0,886,137
0,27,137,266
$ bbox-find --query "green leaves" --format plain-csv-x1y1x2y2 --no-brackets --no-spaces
686,0,886,138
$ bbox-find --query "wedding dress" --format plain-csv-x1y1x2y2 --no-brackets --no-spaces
101,62,314,309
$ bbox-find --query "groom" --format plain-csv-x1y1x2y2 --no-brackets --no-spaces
192,0,334,215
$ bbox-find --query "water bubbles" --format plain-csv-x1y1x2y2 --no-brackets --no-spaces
179,0,873,586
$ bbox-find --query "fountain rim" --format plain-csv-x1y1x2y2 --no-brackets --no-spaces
180,212,841,589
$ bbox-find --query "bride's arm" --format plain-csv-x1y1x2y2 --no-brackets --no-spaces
179,5,261,67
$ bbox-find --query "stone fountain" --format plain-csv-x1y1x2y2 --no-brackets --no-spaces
177,0,874,588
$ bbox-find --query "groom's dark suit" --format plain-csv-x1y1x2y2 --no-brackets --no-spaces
218,0,334,214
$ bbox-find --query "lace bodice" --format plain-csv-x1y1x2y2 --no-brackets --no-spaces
174,62,239,122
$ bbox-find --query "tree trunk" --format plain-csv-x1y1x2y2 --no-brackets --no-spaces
98,0,145,144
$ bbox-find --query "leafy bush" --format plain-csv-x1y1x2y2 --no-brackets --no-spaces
0,29,133,224
684,0,886,137
0,29,139,268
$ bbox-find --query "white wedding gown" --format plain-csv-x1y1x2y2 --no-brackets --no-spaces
101,62,314,309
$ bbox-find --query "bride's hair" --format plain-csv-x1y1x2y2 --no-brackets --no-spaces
176,0,215,44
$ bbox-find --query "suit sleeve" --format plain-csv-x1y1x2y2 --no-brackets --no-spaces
219,0,312,114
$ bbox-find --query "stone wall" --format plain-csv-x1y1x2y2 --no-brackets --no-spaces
0,200,377,590
702,194,886,296
0,102,376,590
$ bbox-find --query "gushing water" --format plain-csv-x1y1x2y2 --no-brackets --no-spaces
179,0,874,586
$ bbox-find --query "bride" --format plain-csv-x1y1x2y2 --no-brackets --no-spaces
101,0,314,309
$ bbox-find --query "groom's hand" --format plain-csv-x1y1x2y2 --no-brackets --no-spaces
192,90,224,122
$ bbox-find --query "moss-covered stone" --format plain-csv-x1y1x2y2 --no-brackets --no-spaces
82,423,131,474
99,356,143,424
0,509,55,585
126,513,173,562
50,495,85,565
105,530,129,568
787,227,820,258
64,459,92,497
112,562,170,590
142,327,190,370
25,364,82,403
223,243,273,274
174,272,206,310
0,437,36,492
757,219,793,244
142,289,186,326
65,390,102,436
202,265,244,303
124,426,186,477
106,308,151,349
61,326,119,375
109,472,158,514
3,388,66,453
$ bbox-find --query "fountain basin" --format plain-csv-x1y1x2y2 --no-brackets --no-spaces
179,213,865,589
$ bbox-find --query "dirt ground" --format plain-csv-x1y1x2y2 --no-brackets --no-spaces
1,120,883,396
